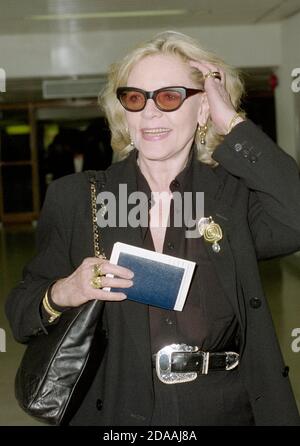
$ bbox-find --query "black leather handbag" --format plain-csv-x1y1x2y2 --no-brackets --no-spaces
15,172,107,425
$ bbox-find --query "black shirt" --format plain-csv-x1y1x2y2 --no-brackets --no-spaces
135,148,240,354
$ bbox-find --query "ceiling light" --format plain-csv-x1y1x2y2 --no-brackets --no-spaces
28,10,187,21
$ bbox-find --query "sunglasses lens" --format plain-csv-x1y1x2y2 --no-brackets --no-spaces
156,90,183,110
119,90,145,111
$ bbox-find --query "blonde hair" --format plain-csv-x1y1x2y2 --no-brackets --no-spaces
100,31,245,166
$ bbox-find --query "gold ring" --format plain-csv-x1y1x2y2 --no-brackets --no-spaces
92,263,104,276
91,275,103,289
204,71,221,81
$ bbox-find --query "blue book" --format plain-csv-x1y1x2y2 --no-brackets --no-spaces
108,242,196,311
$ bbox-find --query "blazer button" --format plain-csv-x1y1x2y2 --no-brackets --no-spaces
96,399,103,411
234,143,242,152
282,366,289,377
165,317,173,325
249,297,262,309
250,155,257,163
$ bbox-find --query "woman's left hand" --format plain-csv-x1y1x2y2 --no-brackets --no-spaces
190,60,244,134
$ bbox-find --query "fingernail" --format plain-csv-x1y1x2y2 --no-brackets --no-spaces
128,271,134,279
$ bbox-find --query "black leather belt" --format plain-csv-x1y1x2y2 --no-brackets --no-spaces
153,344,239,384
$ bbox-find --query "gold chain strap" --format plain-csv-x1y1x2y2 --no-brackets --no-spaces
90,180,106,259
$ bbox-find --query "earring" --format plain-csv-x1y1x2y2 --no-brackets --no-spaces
198,124,208,145
126,127,135,147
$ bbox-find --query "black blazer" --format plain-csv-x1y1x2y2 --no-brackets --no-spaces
6,120,300,425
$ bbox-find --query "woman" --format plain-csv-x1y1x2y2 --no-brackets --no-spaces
6,31,300,426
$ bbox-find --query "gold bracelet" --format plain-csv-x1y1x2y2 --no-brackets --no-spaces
42,288,62,323
227,112,244,134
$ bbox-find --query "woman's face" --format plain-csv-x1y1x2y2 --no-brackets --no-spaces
124,54,206,162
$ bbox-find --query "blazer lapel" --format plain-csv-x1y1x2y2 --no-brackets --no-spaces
192,161,245,330
97,150,152,384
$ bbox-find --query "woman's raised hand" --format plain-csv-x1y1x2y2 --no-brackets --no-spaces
190,60,244,134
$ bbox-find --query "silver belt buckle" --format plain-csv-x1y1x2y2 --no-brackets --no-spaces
155,344,199,384
225,351,240,370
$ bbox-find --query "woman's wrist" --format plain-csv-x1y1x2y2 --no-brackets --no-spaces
50,279,72,310
226,112,245,134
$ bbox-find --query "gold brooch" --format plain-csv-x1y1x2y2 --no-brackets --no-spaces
198,216,223,252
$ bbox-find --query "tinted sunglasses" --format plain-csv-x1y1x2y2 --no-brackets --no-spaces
116,86,204,112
